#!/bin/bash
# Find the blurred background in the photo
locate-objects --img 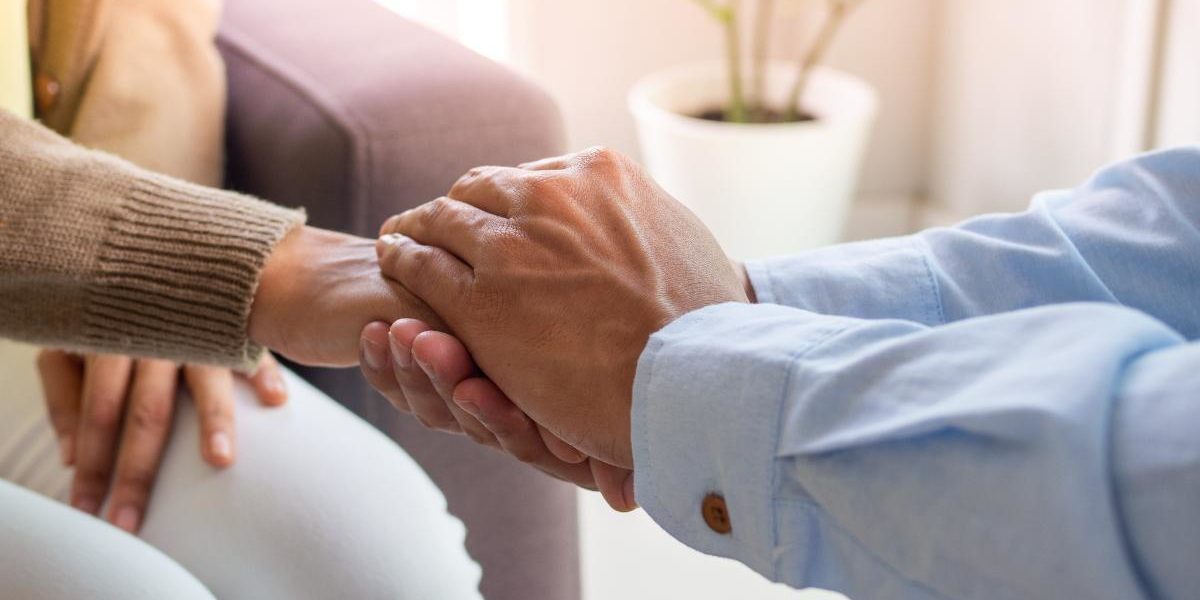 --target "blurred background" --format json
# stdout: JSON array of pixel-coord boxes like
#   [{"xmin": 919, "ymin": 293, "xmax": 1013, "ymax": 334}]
[
  {"xmin": 382, "ymin": 0, "xmax": 1197, "ymax": 234},
  {"xmin": 376, "ymin": 0, "xmax": 1200, "ymax": 597},
  {"xmin": 379, "ymin": 1, "xmax": 1198, "ymax": 598}
]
